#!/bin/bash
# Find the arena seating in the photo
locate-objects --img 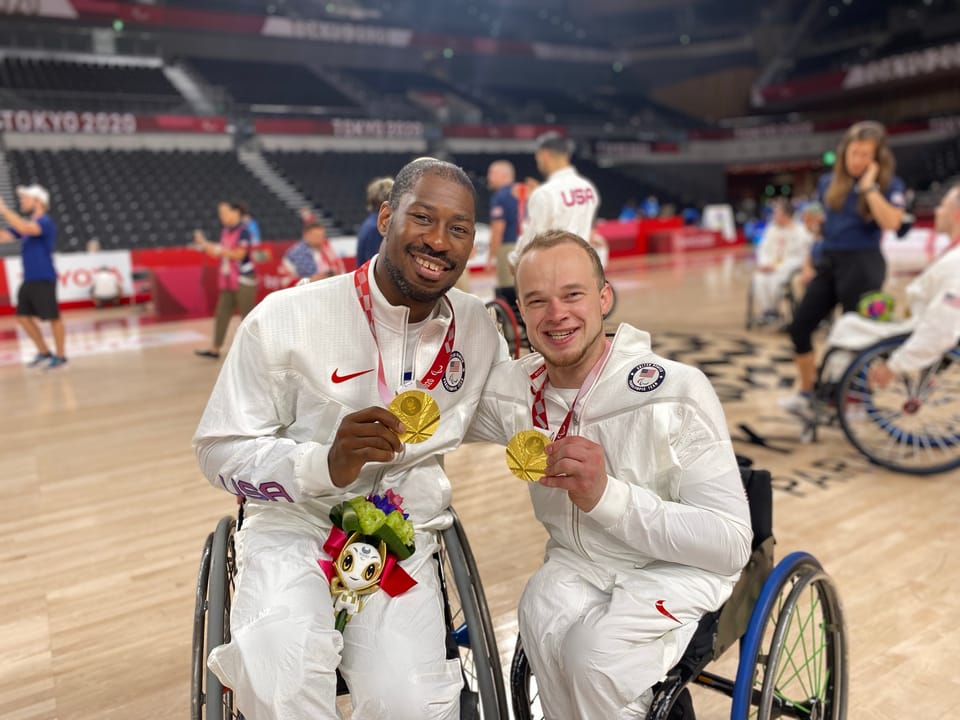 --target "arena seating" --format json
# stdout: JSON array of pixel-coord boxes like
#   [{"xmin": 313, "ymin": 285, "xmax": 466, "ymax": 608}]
[
  {"xmin": 186, "ymin": 57, "xmax": 361, "ymax": 111},
  {"xmin": 265, "ymin": 150, "xmax": 416, "ymax": 233},
  {"xmin": 0, "ymin": 57, "xmax": 187, "ymax": 113},
  {"xmin": 6, "ymin": 149, "xmax": 303, "ymax": 251}
]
